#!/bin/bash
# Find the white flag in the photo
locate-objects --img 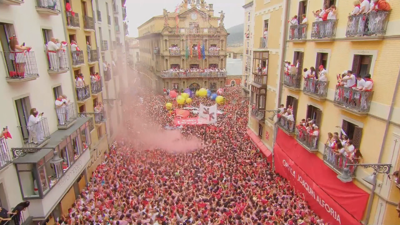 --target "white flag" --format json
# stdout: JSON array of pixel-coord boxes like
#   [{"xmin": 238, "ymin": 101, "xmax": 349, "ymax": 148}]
[{"xmin": 199, "ymin": 104, "xmax": 217, "ymax": 124}]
